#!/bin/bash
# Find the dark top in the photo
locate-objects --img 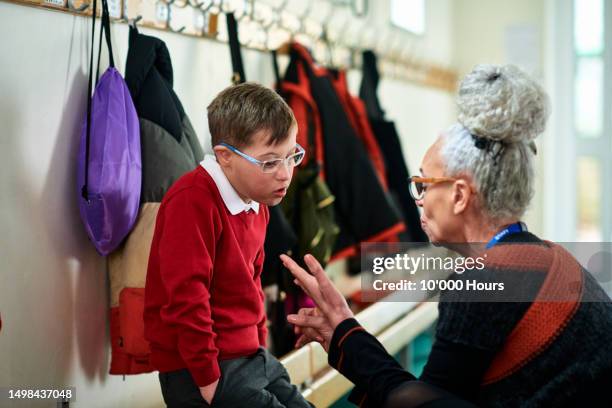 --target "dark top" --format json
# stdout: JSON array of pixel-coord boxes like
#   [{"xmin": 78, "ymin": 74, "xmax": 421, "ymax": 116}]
[
  {"xmin": 328, "ymin": 318, "xmax": 476, "ymax": 408},
  {"xmin": 328, "ymin": 232, "xmax": 612, "ymax": 407}
]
